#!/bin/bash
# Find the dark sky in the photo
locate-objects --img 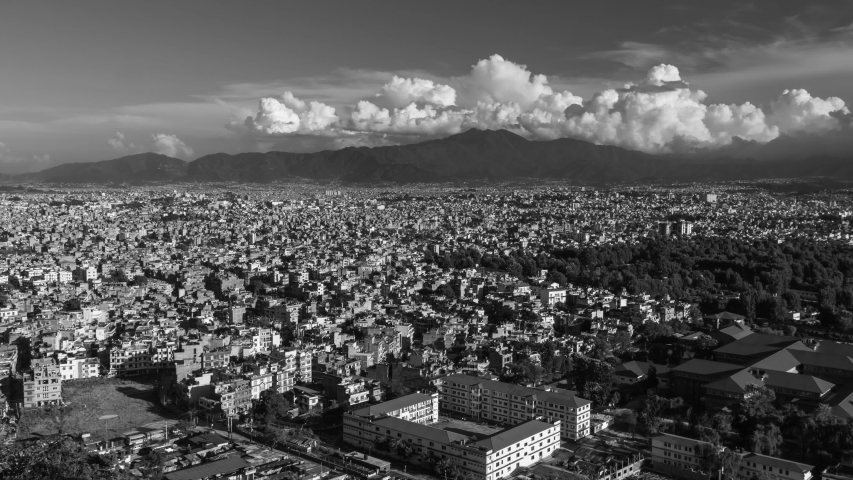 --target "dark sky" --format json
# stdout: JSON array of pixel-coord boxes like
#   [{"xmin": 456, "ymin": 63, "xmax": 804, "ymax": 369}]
[{"xmin": 1, "ymin": 1, "xmax": 852, "ymax": 171}]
